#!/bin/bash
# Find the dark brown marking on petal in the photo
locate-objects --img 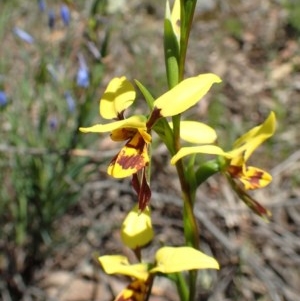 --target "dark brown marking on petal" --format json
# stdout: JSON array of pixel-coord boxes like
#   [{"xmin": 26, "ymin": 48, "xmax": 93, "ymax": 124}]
[
  {"xmin": 117, "ymin": 142, "xmax": 148, "ymax": 171},
  {"xmin": 227, "ymin": 165, "xmax": 243, "ymax": 178},
  {"xmin": 110, "ymin": 128, "xmax": 136, "ymax": 141},
  {"xmin": 249, "ymin": 170, "xmax": 264, "ymax": 188},
  {"xmin": 117, "ymin": 153, "xmax": 146, "ymax": 170}
]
